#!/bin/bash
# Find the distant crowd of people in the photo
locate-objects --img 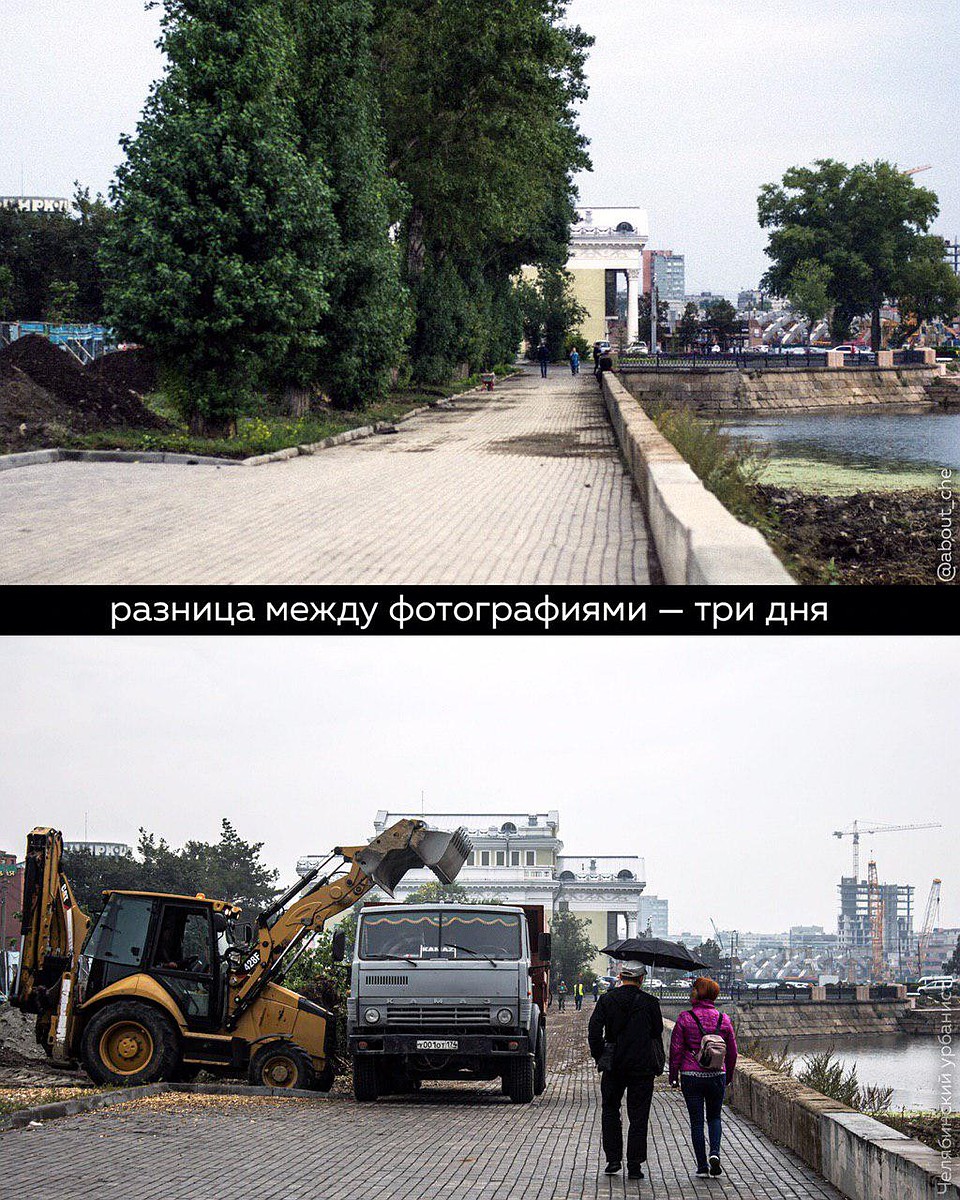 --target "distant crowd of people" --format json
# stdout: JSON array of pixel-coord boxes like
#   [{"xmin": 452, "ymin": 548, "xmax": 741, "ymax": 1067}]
[{"xmin": 533, "ymin": 340, "xmax": 614, "ymax": 383}]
